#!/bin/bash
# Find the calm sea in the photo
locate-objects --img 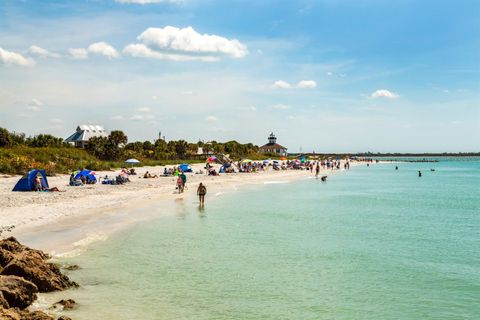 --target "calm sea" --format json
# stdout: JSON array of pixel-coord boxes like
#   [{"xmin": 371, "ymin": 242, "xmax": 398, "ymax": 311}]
[{"xmin": 52, "ymin": 159, "xmax": 480, "ymax": 319}]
